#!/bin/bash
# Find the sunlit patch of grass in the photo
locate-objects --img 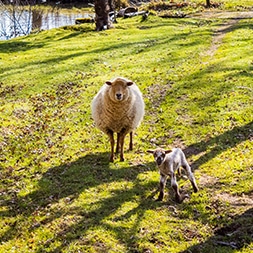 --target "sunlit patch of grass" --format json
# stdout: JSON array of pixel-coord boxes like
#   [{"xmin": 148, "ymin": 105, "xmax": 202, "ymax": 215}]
[{"xmin": 1, "ymin": 11, "xmax": 253, "ymax": 253}]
